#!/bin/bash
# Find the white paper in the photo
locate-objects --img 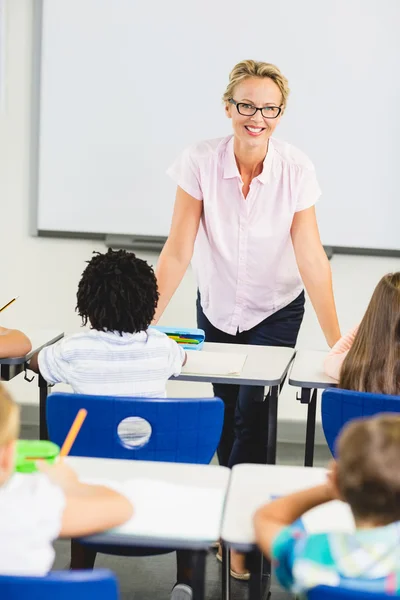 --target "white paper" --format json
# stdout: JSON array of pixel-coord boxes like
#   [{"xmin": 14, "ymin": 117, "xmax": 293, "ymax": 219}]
[
  {"xmin": 302, "ymin": 500, "xmax": 355, "ymax": 534},
  {"xmin": 82, "ymin": 477, "xmax": 224, "ymax": 541},
  {"xmin": 182, "ymin": 351, "xmax": 247, "ymax": 376}
]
